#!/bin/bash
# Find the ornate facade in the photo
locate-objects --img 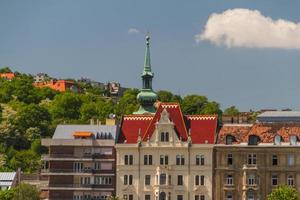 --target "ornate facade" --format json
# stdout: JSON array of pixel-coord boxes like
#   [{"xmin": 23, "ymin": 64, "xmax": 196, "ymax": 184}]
[{"xmin": 115, "ymin": 36, "xmax": 218, "ymax": 200}]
